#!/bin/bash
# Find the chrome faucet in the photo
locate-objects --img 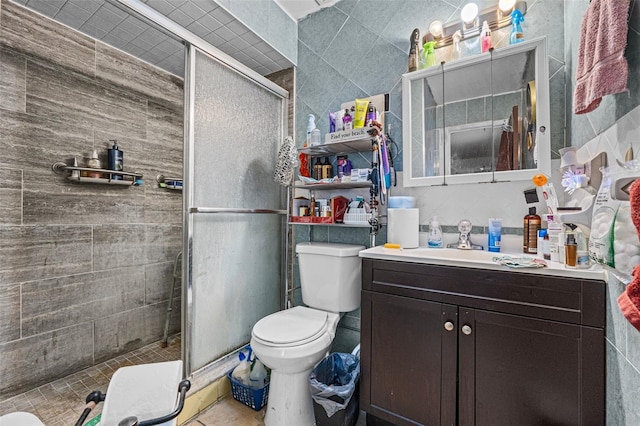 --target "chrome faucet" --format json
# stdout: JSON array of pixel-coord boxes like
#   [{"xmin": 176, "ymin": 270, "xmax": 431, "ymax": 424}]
[{"xmin": 447, "ymin": 219, "xmax": 484, "ymax": 250}]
